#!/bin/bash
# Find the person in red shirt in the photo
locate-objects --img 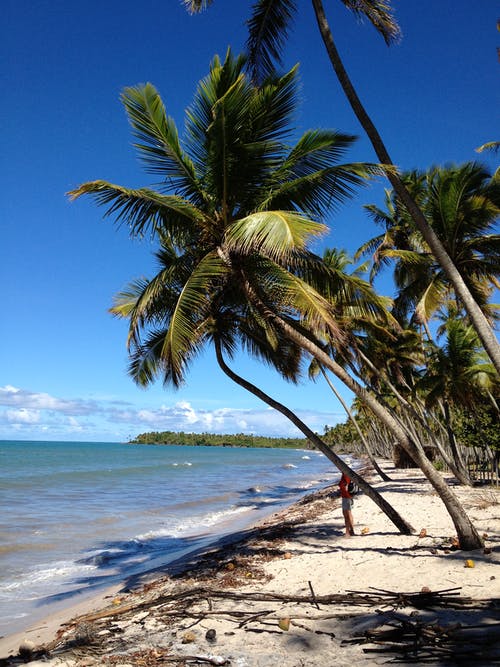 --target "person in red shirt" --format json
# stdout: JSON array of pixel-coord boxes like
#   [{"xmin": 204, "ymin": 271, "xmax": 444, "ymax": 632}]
[{"xmin": 339, "ymin": 472, "xmax": 355, "ymax": 536}]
